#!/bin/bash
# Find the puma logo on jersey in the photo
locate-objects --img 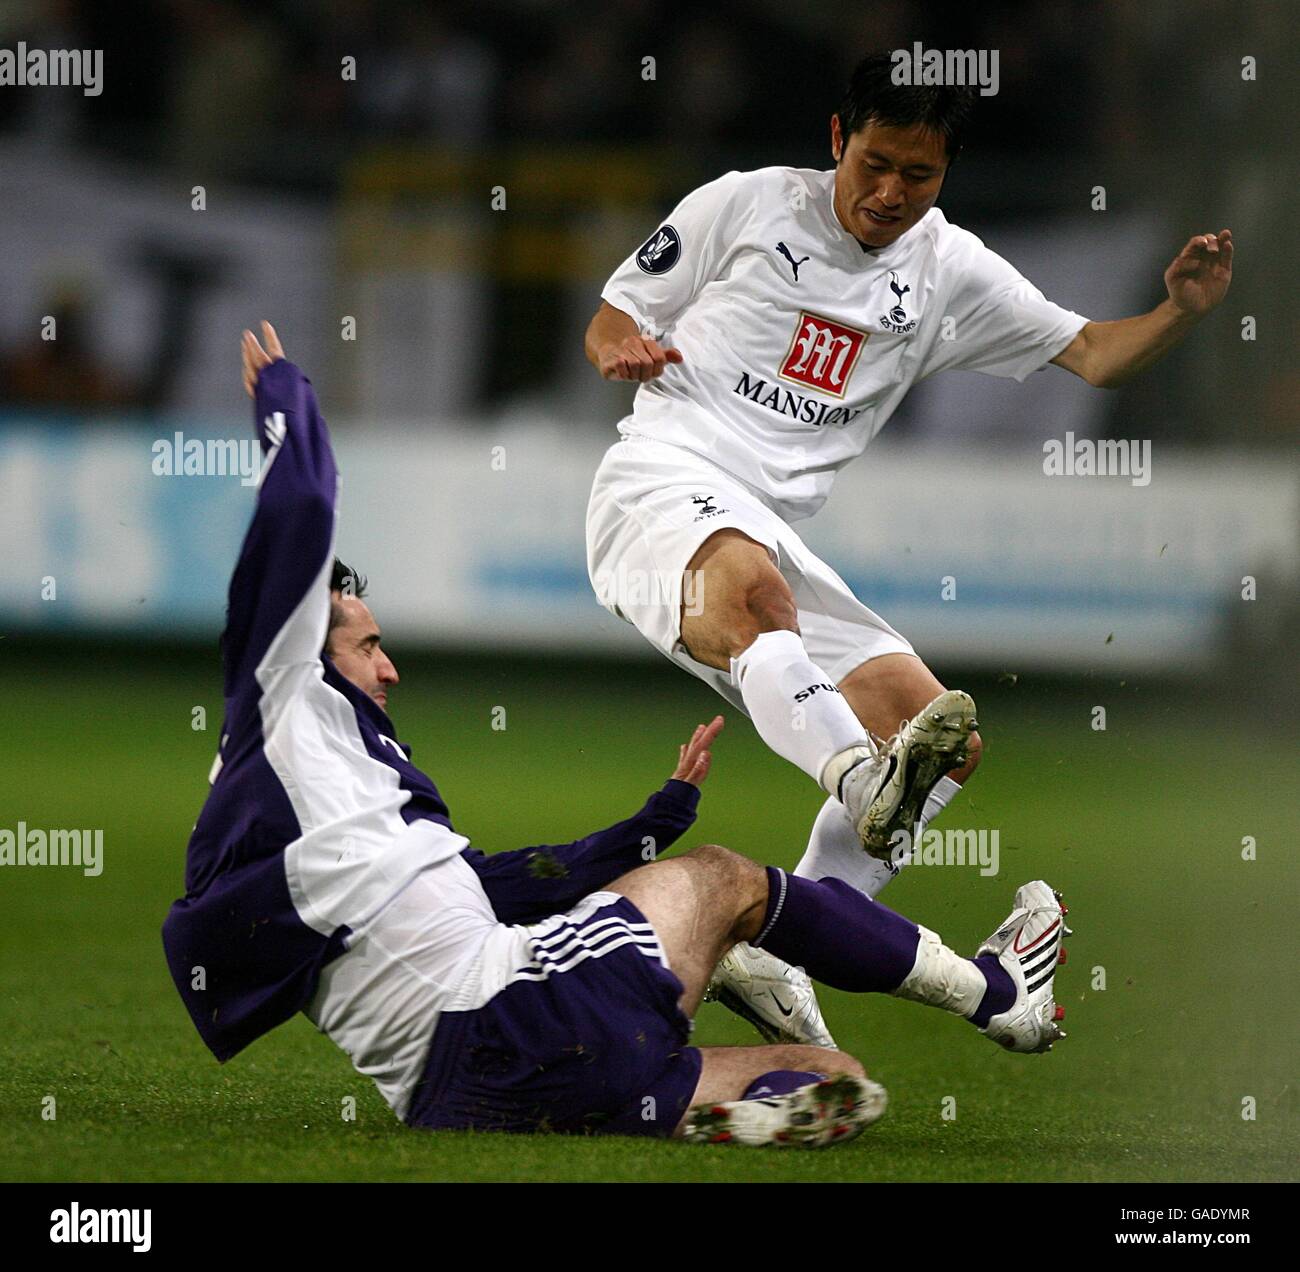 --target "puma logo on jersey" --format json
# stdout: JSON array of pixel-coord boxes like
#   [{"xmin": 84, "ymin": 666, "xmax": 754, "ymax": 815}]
[{"xmin": 776, "ymin": 241, "xmax": 810, "ymax": 281}]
